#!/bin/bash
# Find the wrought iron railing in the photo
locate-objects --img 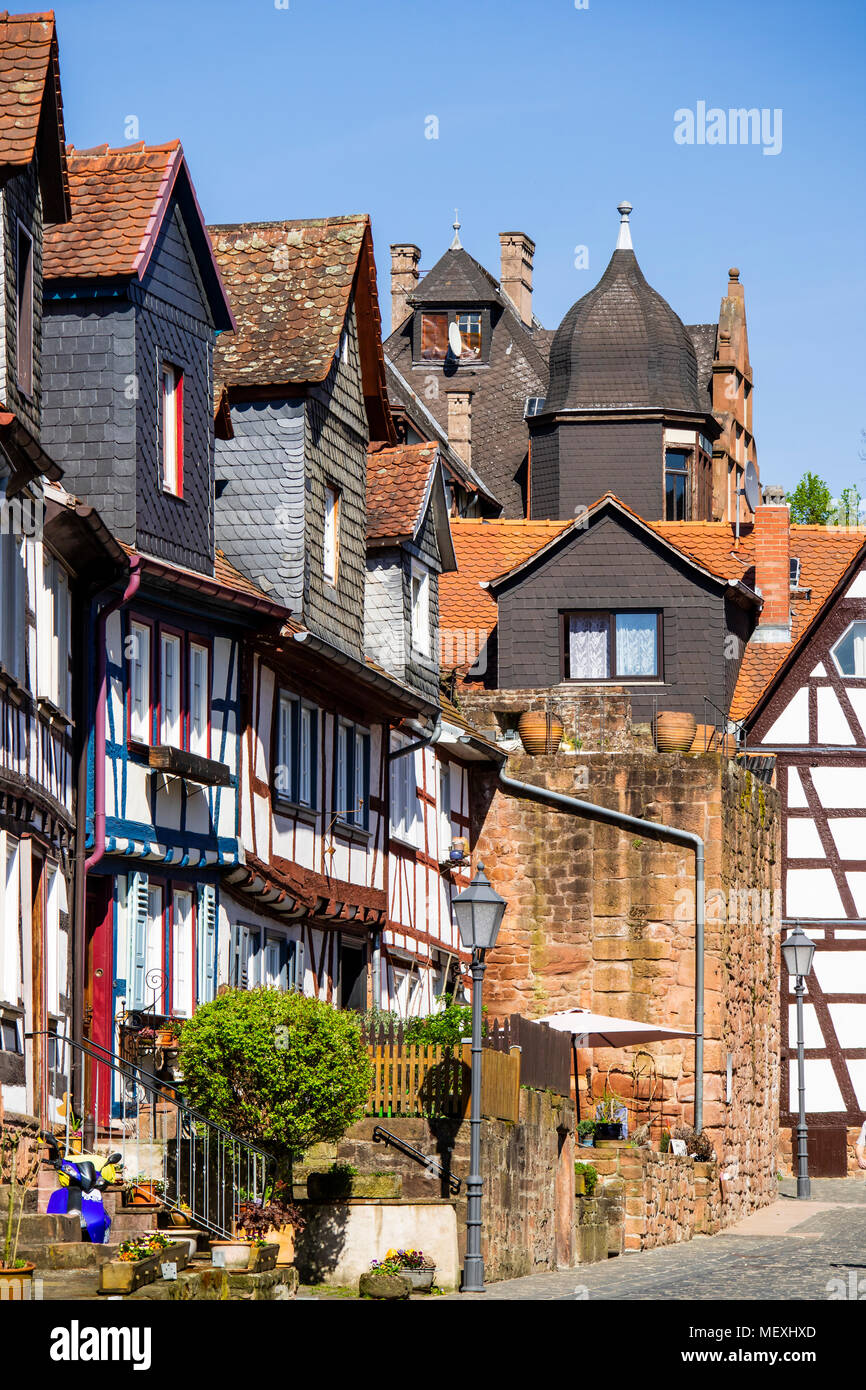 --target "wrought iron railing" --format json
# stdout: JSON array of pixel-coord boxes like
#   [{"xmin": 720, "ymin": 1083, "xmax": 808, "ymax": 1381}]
[
  {"xmin": 372, "ymin": 1125, "xmax": 461, "ymax": 1194},
  {"xmin": 29, "ymin": 1032, "xmax": 273, "ymax": 1239}
]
